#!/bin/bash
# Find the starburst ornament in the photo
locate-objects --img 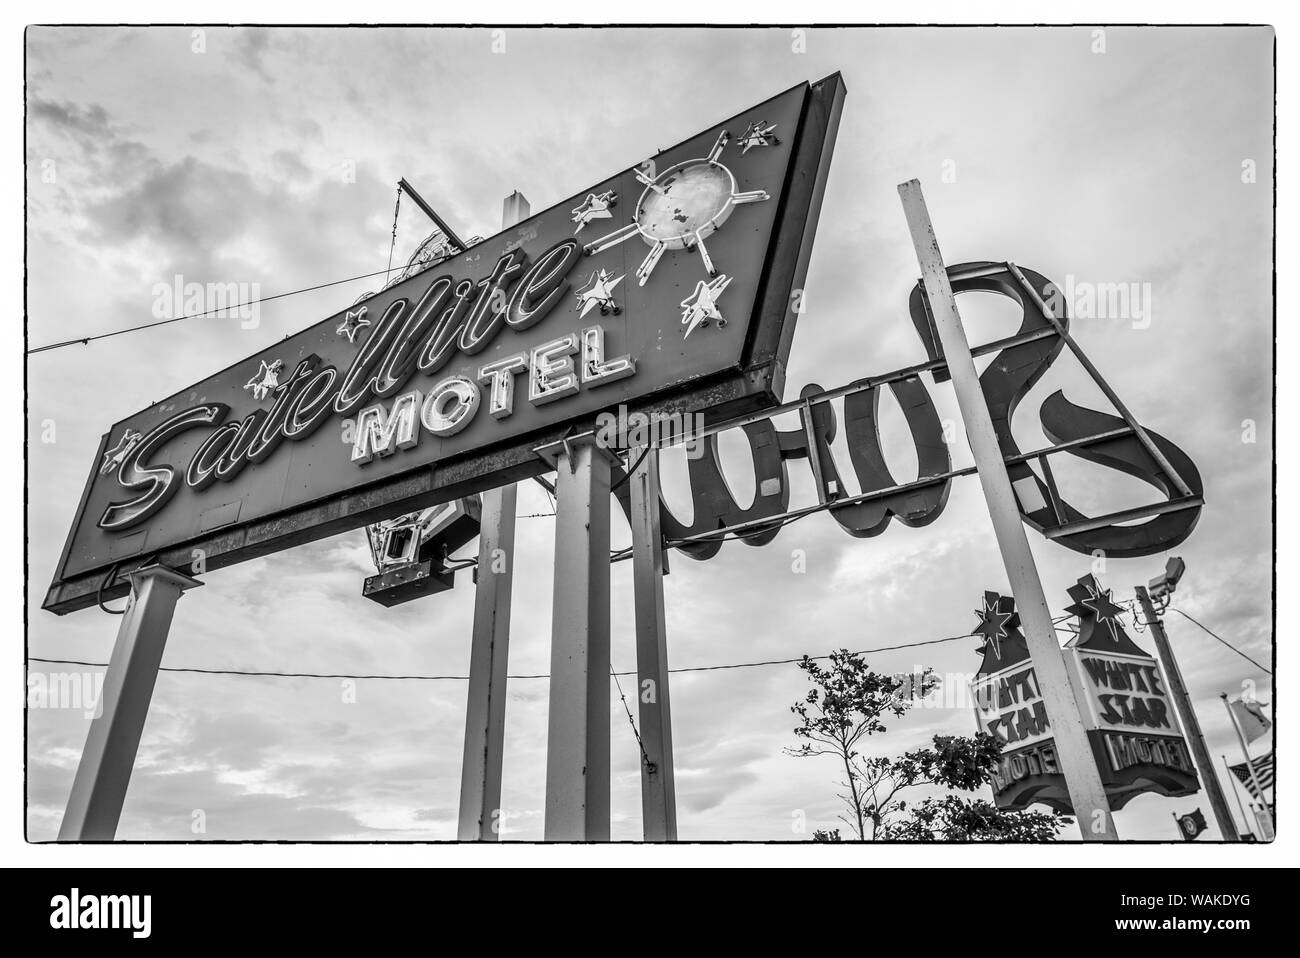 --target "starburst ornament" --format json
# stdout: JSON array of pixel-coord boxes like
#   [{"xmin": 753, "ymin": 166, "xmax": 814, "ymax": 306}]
[
  {"xmin": 571, "ymin": 190, "xmax": 618, "ymax": 233},
  {"xmin": 970, "ymin": 592, "xmax": 1032, "ymax": 676},
  {"xmin": 738, "ymin": 120, "xmax": 779, "ymax": 154},
  {"xmin": 1081, "ymin": 582, "xmax": 1126, "ymax": 643},
  {"xmin": 973, "ymin": 593, "xmax": 1015, "ymax": 660},
  {"xmin": 99, "ymin": 429, "xmax": 143, "ymax": 476},
  {"xmin": 583, "ymin": 130, "xmax": 770, "ymax": 285},
  {"xmin": 336, "ymin": 307, "xmax": 371, "ymax": 343},
  {"xmin": 244, "ymin": 359, "xmax": 284, "ymax": 402},
  {"xmin": 575, "ymin": 268, "xmax": 624, "ymax": 318},
  {"xmin": 679, "ymin": 274, "xmax": 732, "ymax": 339},
  {"xmin": 1063, "ymin": 573, "xmax": 1143, "ymax": 652}
]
